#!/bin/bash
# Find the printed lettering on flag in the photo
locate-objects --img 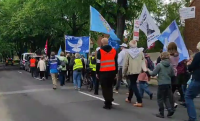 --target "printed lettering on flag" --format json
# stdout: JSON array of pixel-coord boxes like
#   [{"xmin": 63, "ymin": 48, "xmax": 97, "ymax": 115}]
[{"xmin": 139, "ymin": 4, "xmax": 160, "ymax": 48}]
